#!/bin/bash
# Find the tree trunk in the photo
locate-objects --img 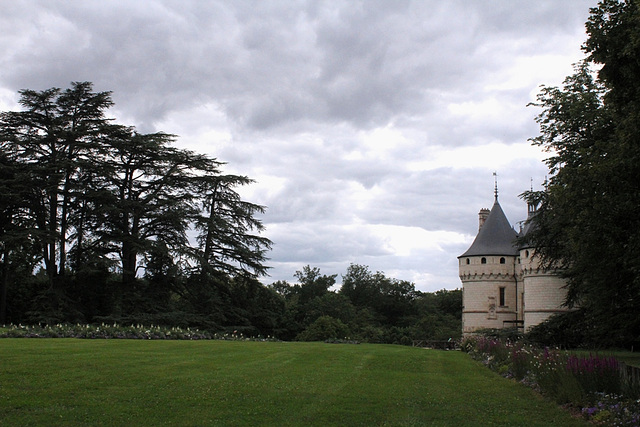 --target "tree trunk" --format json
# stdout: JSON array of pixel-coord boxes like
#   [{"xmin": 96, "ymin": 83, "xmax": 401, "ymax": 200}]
[
  {"xmin": 0, "ymin": 248, "xmax": 8, "ymax": 324},
  {"xmin": 121, "ymin": 213, "xmax": 140, "ymax": 286}
]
